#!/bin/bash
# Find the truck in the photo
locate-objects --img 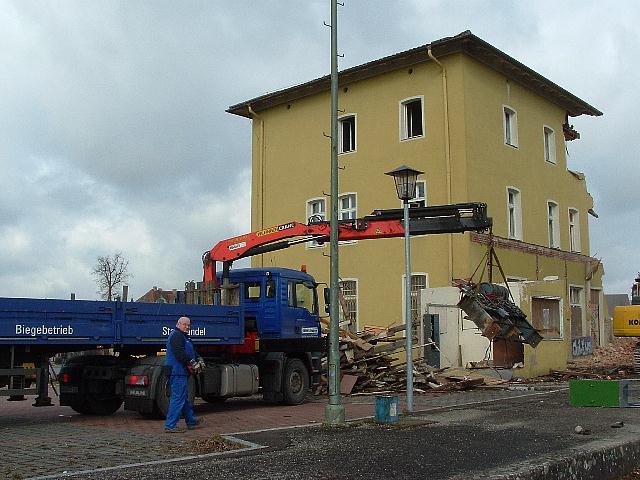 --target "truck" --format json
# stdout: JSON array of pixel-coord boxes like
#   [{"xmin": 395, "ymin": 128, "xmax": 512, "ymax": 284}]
[
  {"xmin": 612, "ymin": 274, "xmax": 640, "ymax": 371},
  {"xmin": 0, "ymin": 202, "xmax": 492, "ymax": 417}
]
